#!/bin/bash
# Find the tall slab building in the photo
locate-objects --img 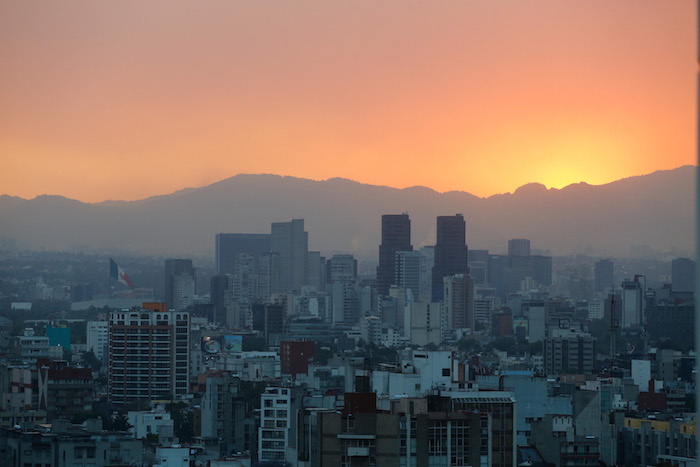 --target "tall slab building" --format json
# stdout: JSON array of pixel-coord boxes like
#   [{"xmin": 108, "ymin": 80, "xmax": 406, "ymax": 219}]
[
  {"xmin": 164, "ymin": 259, "xmax": 195, "ymax": 311},
  {"xmin": 271, "ymin": 219, "xmax": 308, "ymax": 292},
  {"xmin": 432, "ymin": 214, "xmax": 468, "ymax": 302},
  {"xmin": 108, "ymin": 303, "xmax": 190, "ymax": 405},
  {"xmin": 377, "ymin": 213, "xmax": 412, "ymax": 295}
]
